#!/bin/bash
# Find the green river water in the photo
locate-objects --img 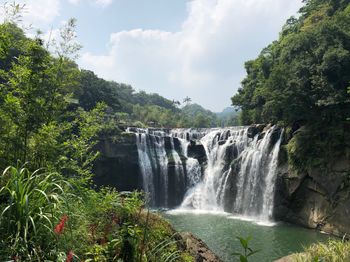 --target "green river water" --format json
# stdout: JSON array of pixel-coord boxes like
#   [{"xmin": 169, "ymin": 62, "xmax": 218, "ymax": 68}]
[{"xmin": 162, "ymin": 210, "xmax": 331, "ymax": 262}]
